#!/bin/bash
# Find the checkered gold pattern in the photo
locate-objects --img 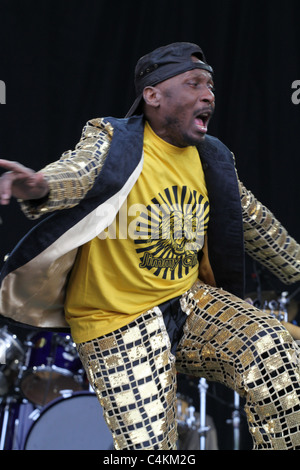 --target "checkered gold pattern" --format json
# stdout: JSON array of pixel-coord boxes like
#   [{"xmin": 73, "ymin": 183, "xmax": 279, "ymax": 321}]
[
  {"xmin": 77, "ymin": 281, "xmax": 300, "ymax": 450},
  {"xmin": 21, "ymin": 118, "xmax": 112, "ymax": 219},
  {"xmin": 239, "ymin": 181, "xmax": 300, "ymax": 284},
  {"xmin": 177, "ymin": 280, "xmax": 300, "ymax": 449},
  {"xmin": 77, "ymin": 308, "xmax": 178, "ymax": 450}
]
